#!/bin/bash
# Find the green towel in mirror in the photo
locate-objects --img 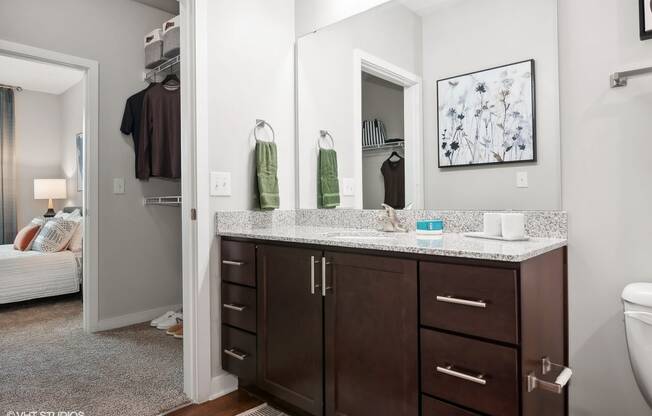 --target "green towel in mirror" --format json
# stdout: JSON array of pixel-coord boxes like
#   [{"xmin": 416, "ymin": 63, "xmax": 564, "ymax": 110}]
[
  {"xmin": 319, "ymin": 148, "xmax": 340, "ymax": 208},
  {"xmin": 256, "ymin": 141, "xmax": 279, "ymax": 210}
]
